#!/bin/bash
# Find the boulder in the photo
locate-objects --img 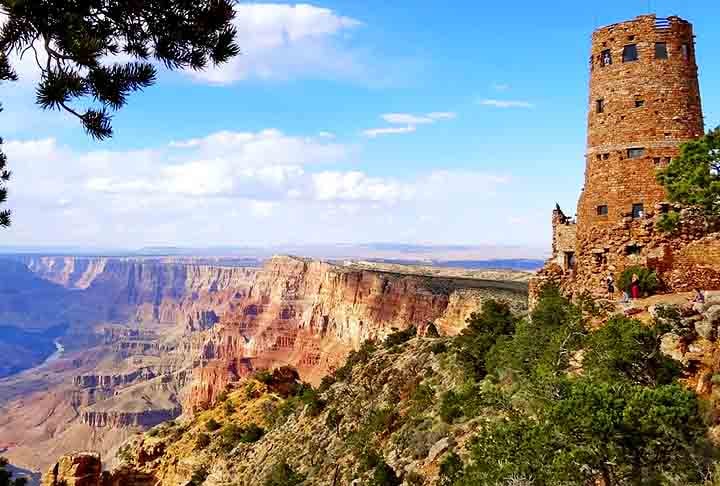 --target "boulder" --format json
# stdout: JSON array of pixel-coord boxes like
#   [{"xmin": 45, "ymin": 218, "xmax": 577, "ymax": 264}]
[
  {"xmin": 660, "ymin": 333, "xmax": 686, "ymax": 364},
  {"xmin": 695, "ymin": 319, "xmax": 715, "ymax": 341},
  {"xmin": 42, "ymin": 453, "xmax": 102, "ymax": 486},
  {"xmin": 427, "ymin": 437, "xmax": 450, "ymax": 464},
  {"xmin": 705, "ymin": 305, "xmax": 720, "ymax": 326}
]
